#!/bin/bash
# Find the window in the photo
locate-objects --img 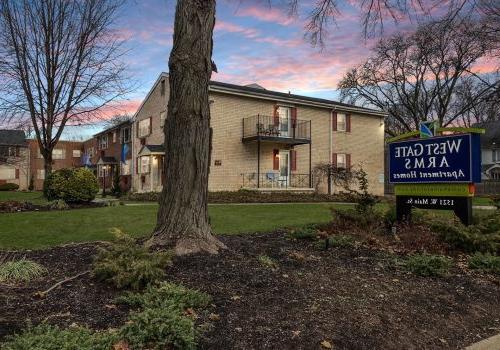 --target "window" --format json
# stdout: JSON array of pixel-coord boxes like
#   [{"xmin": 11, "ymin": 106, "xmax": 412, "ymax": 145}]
[
  {"xmin": 0, "ymin": 166, "xmax": 16, "ymax": 180},
  {"xmin": 140, "ymin": 156, "xmax": 150, "ymax": 174},
  {"xmin": 138, "ymin": 118, "xmax": 151, "ymax": 138},
  {"xmin": 161, "ymin": 79, "xmax": 165, "ymax": 96},
  {"xmin": 337, "ymin": 113, "xmax": 346, "ymax": 131},
  {"xmin": 121, "ymin": 127, "xmax": 131, "ymax": 143},
  {"xmin": 99, "ymin": 135, "xmax": 108, "ymax": 150},
  {"xmin": 336, "ymin": 153, "xmax": 346, "ymax": 168},
  {"xmin": 113, "ymin": 131, "xmax": 117, "ymax": 143},
  {"xmin": 493, "ymin": 149, "xmax": 499, "ymax": 162},
  {"xmin": 98, "ymin": 165, "xmax": 110, "ymax": 178},
  {"xmin": 0, "ymin": 146, "xmax": 15, "ymax": 157},
  {"xmin": 121, "ymin": 160, "xmax": 131, "ymax": 175},
  {"xmin": 86, "ymin": 147, "xmax": 94, "ymax": 156},
  {"xmin": 160, "ymin": 111, "xmax": 166, "ymax": 128},
  {"xmin": 73, "ymin": 149, "xmax": 81, "ymax": 158},
  {"xmin": 52, "ymin": 149, "xmax": 65, "ymax": 160},
  {"xmin": 37, "ymin": 169, "xmax": 45, "ymax": 180}
]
